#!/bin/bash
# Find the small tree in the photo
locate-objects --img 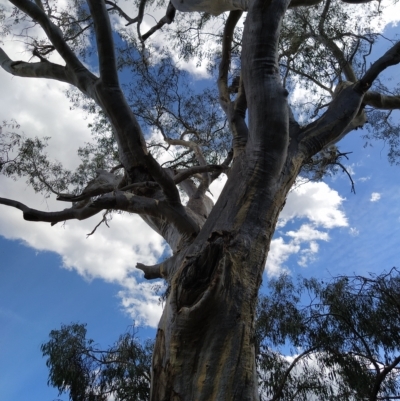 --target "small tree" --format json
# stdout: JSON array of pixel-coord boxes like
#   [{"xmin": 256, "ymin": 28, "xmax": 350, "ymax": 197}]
[
  {"xmin": 257, "ymin": 268, "xmax": 400, "ymax": 400},
  {"xmin": 41, "ymin": 323, "xmax": 152, "ymax": 401},
  {"xmin": 1, "ymin": 0, "xmax": 400, "ymax": 399}
]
